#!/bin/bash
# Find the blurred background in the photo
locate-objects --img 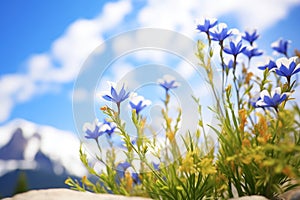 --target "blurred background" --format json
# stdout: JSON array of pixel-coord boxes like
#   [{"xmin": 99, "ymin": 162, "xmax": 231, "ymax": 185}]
[{"xmin": 1, "ymin": 0, "xmax": 300, "ymax": 198}]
